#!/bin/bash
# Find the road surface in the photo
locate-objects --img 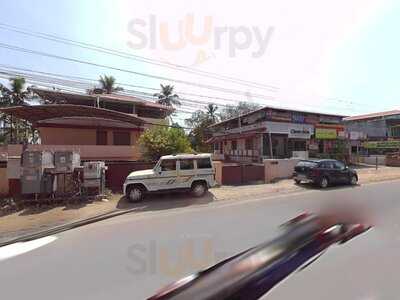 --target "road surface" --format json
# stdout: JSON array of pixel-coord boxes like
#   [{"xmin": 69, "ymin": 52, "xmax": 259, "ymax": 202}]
[{"xmin": 1, "ymin": 180, "xmax": 400, "ymax": 299}]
